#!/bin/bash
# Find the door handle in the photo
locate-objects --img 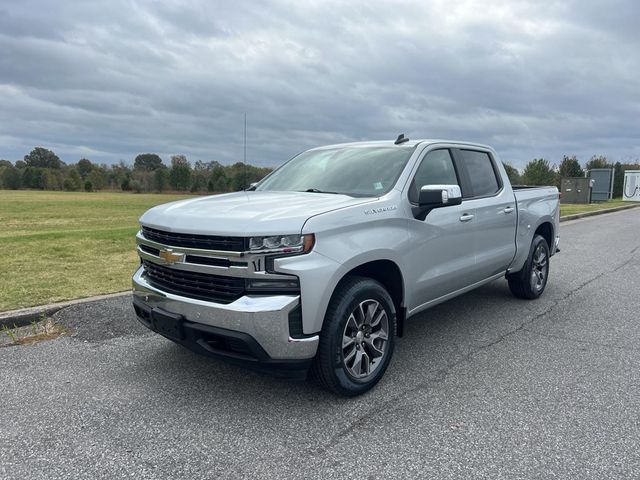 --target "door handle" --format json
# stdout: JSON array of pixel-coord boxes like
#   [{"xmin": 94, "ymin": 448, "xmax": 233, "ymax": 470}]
[
  {"xmin": 459, "ymin": 213, "xmax": 474, "ymax": 222},
  {"xmin": 504, "ymin": 206, "xmax": 515, "ymax": 214}
]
